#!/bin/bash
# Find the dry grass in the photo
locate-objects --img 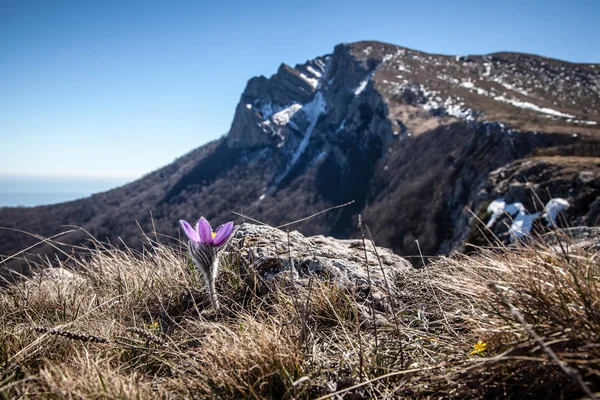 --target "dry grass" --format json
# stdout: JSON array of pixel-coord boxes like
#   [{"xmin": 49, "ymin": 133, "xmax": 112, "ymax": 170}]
[{"xmin": 0, "ymin": 230, "xmax": 599, "ymax": 399}]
